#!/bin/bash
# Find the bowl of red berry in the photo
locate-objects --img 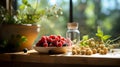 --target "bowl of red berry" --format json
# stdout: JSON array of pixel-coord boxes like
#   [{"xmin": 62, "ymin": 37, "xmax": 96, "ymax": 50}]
[{"xmin": 33, "ymin": 35, "xmax": 72, "ymax": 54}]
